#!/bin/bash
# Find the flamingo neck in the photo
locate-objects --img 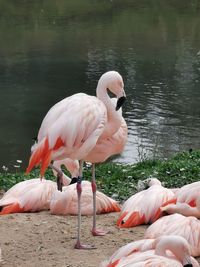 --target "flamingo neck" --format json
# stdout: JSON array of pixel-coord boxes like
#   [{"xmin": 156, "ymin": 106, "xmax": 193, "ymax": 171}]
[
  {"xmin": 155, "ymin": 237, "xmax": 189, "ymax": 264},
  {"xmin": 62, "ymin": 173, "xmax": 72, "ymax": 186},
  {"xmin": 96, "ymin": 81, "xmax": 121, "ymax": 138}
]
